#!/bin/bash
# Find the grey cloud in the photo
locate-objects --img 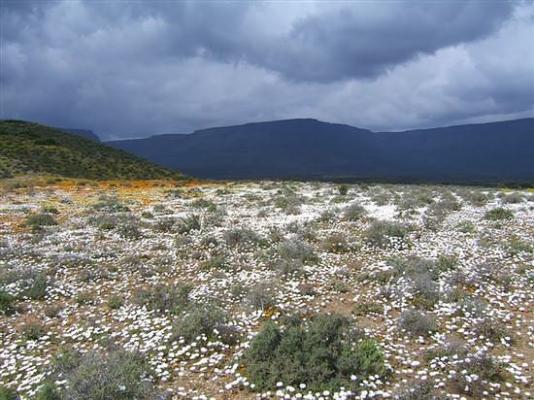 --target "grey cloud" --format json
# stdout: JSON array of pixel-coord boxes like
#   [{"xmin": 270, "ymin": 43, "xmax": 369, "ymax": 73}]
[{"xmin": 0, "ymin": 1, "xmax": 532, "ymax": 138}]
